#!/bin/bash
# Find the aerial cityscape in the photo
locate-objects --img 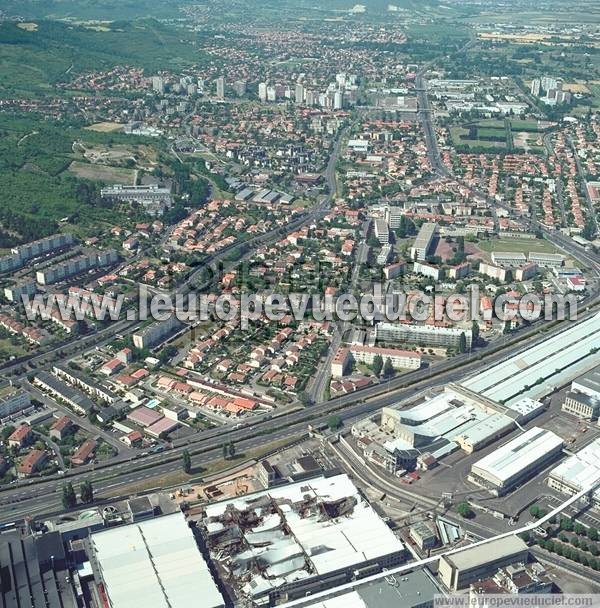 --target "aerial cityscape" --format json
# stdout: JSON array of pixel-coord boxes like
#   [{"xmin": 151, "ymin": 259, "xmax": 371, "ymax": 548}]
[{"xmin": 0, "ymin": 0, "xmax": 599, "ymax": 606}]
